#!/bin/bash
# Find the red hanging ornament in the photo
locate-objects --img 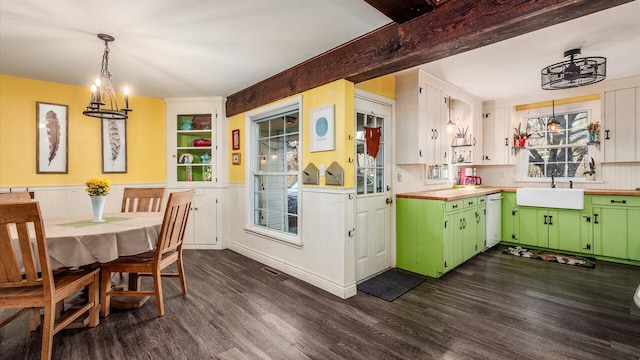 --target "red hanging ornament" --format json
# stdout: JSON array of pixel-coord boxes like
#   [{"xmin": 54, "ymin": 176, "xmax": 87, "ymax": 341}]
[{"xmin": 364, "ymin": 126, "xmax": 382, "ymax": 158}]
